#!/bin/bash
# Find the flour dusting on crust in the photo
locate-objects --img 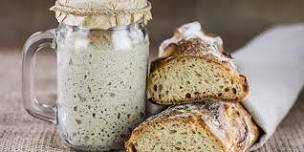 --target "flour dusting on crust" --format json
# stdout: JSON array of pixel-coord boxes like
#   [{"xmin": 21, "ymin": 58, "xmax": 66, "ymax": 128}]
[{"xmin": 158, "ymin": 22, "xmax": 236, "ymax": 70}]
